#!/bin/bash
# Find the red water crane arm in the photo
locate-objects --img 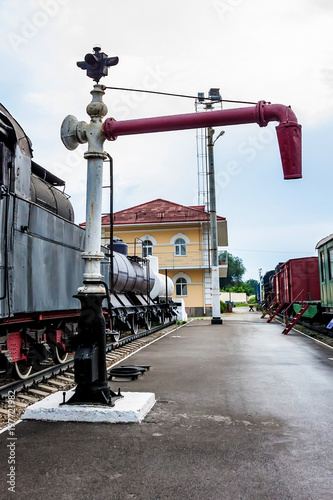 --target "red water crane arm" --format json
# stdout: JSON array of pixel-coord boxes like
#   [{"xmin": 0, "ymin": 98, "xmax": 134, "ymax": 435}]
[{"xmin": 103, "ymin": 100, "xmax": 302, "ymax": 179}]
